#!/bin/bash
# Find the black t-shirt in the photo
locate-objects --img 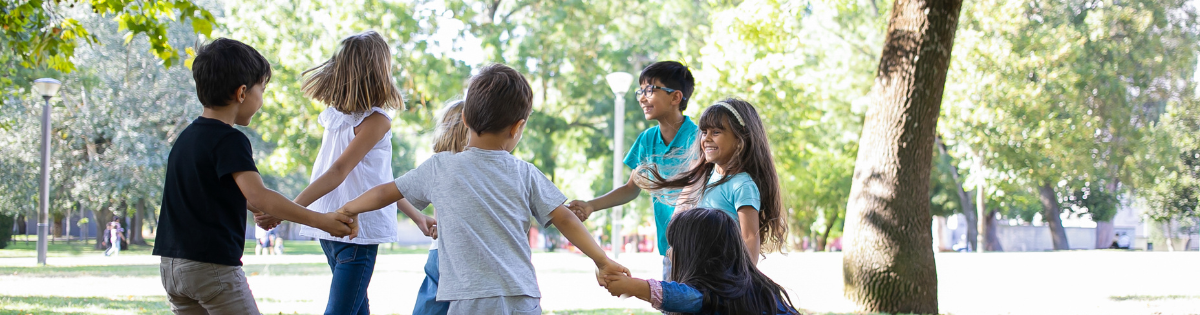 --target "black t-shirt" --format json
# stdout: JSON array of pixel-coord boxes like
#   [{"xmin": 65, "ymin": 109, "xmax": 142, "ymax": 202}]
[{"xmin": 153, "ymin": 117, "xmax": 258, "ymax": 266}]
